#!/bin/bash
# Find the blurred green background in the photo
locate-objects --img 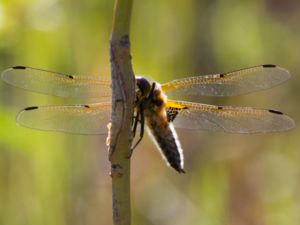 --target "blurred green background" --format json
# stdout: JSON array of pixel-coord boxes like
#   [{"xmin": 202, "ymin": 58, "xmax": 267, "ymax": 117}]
[{"xmin": 0, "ymin": 0, "xmax": 299, "ymax": 225}]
